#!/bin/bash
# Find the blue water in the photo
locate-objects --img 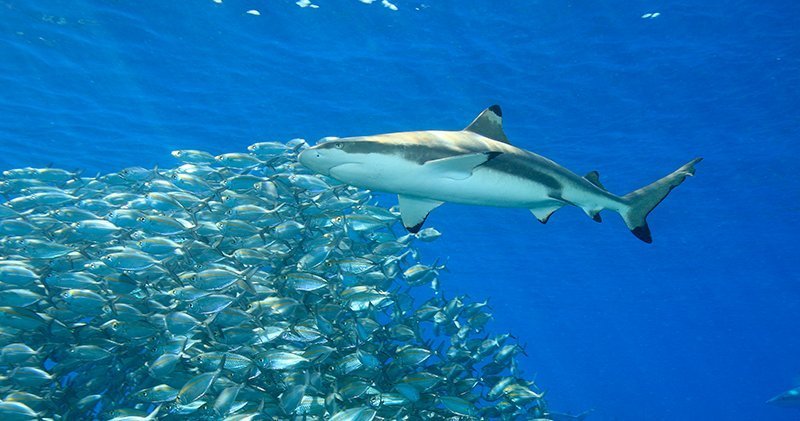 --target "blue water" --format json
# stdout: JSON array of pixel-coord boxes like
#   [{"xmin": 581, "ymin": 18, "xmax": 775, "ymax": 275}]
[{"xmin": 2, "ymin": 1, "xmax": 798, "ymax": 419}]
